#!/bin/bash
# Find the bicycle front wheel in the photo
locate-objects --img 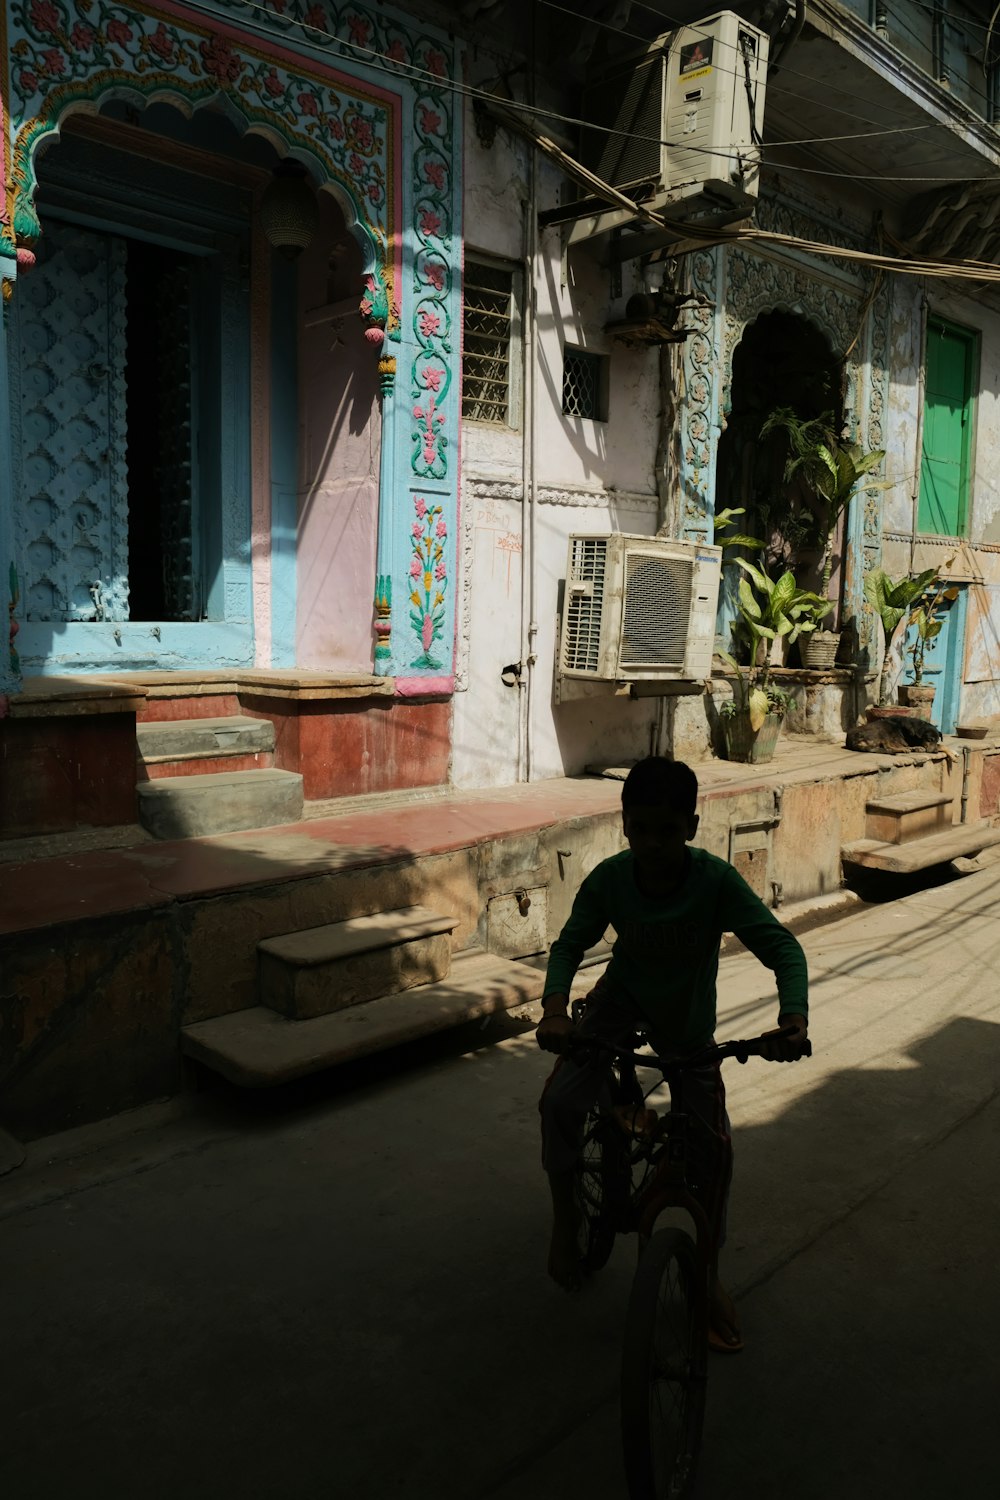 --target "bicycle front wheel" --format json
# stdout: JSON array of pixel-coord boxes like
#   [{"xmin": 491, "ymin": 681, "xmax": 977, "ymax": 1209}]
[
  {"xmin": 573, "ymin": 1114, "xmax": 627, "ymax": 1273},
  {"xmin": 620, "ymin": 1228, "xmax": 708, "ymax": 1500}
]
